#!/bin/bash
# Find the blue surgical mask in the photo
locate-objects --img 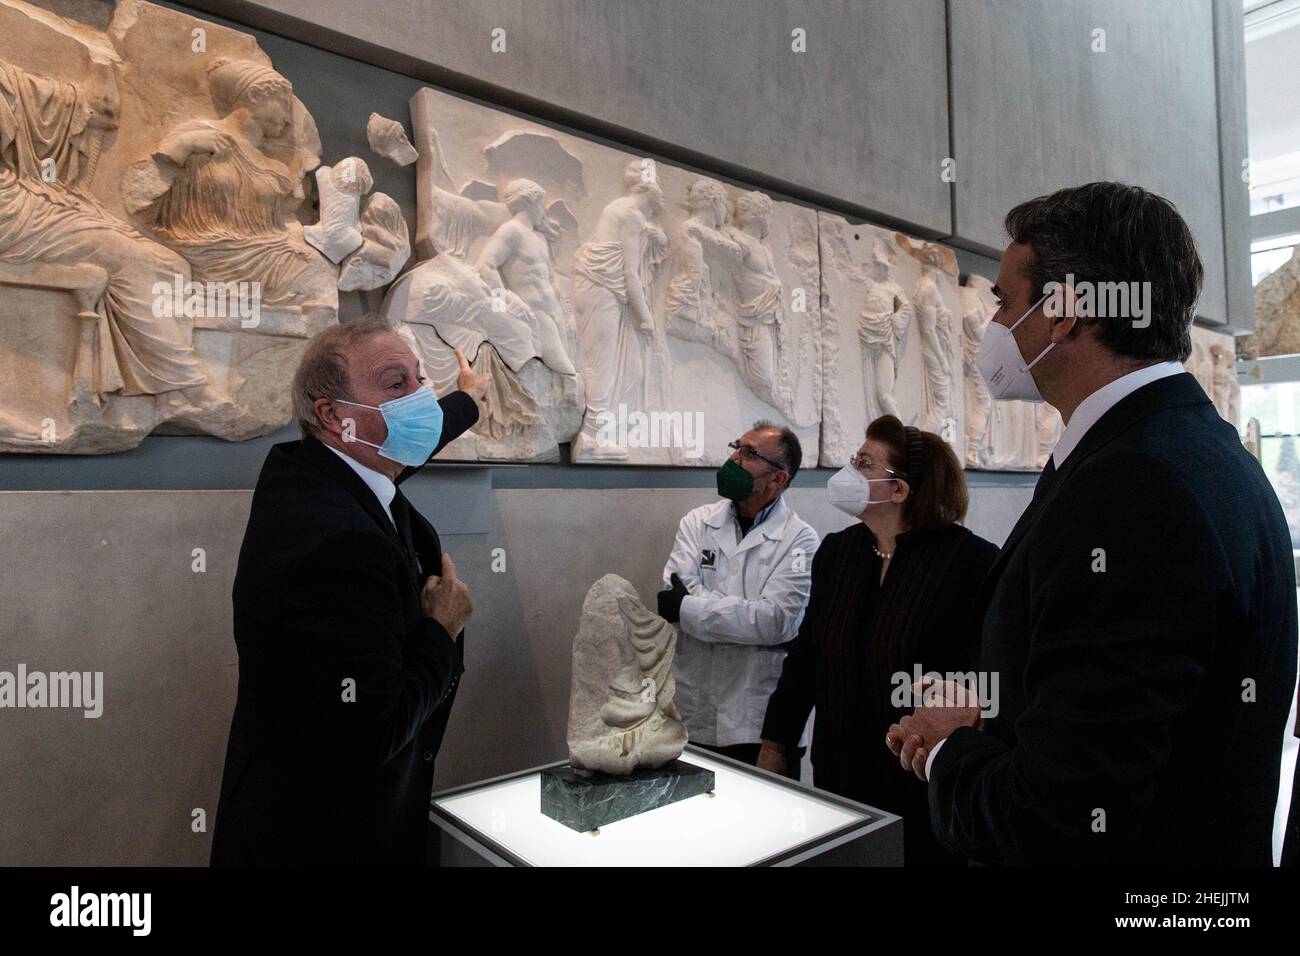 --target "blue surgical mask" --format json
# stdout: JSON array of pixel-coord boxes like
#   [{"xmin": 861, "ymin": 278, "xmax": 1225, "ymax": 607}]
[{"xmin": 333, "ymin": 387, "xmax": 445, "ymax": 466}]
